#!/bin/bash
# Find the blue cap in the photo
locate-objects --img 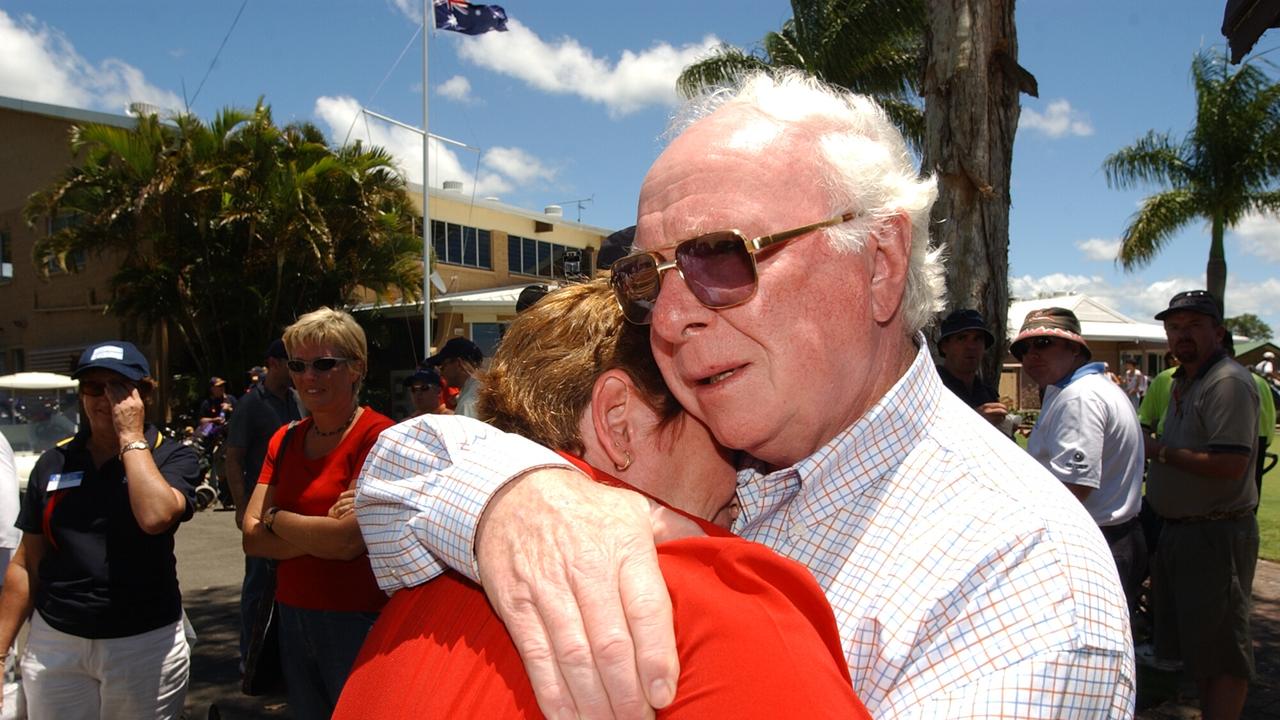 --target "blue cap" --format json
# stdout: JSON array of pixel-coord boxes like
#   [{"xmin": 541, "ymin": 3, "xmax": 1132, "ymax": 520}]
[
  {"xmin": 403, "ymin": 367, "xmax": 443, "ymax": 388},
  {"xmin": 73, "ymin": 341, "xmax": 150, "ymax": 381}
]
